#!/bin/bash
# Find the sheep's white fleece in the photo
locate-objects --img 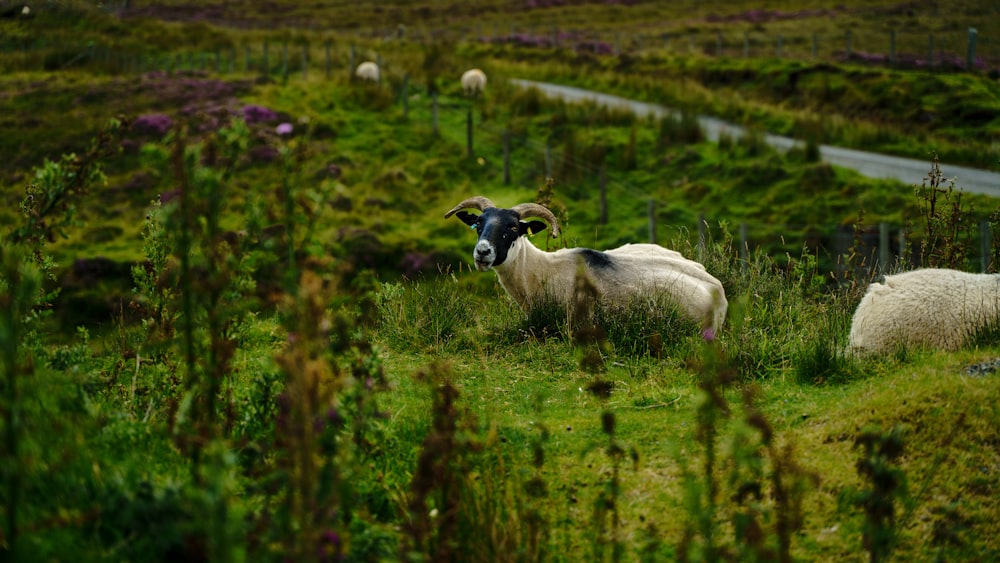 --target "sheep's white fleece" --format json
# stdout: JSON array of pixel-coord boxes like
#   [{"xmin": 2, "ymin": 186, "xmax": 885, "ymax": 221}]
[
  {"xmin": 355, "ymin": 61, "xmax": 380, "ymax": 82},
  {"xmin": 461, "ymin": 68, "xmax": 487, "ymax": 95},
  {"xmin": 848, "ymin": 268, "xmax": 1000, "ymax": 355},
  {"xmin": 494, "ymin": 240, "xmax": 727, "ymax": 331}
]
